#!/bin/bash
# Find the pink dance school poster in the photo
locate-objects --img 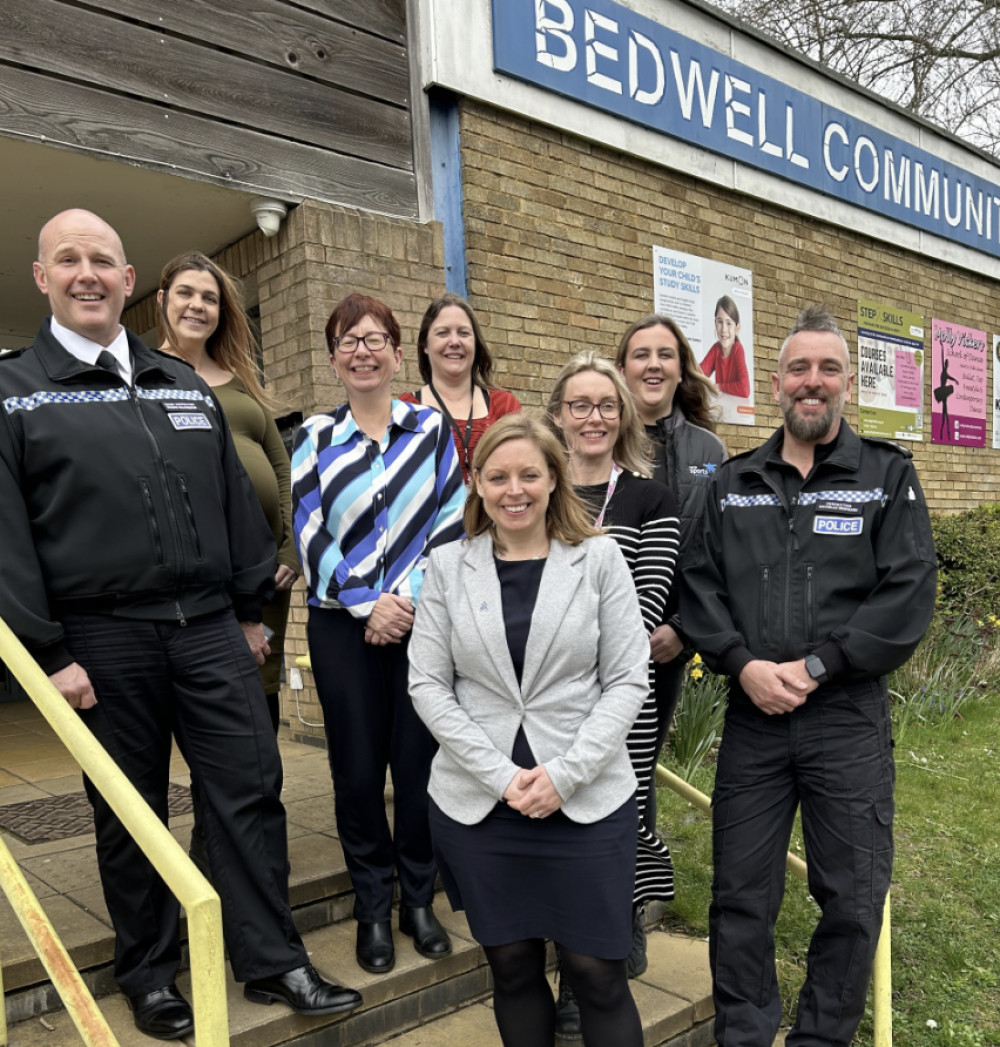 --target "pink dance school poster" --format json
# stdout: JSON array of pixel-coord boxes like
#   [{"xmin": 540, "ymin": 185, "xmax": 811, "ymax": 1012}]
[{"xmin": 931, "ymin": 319, "xmax": 987, "ymax": 447}]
